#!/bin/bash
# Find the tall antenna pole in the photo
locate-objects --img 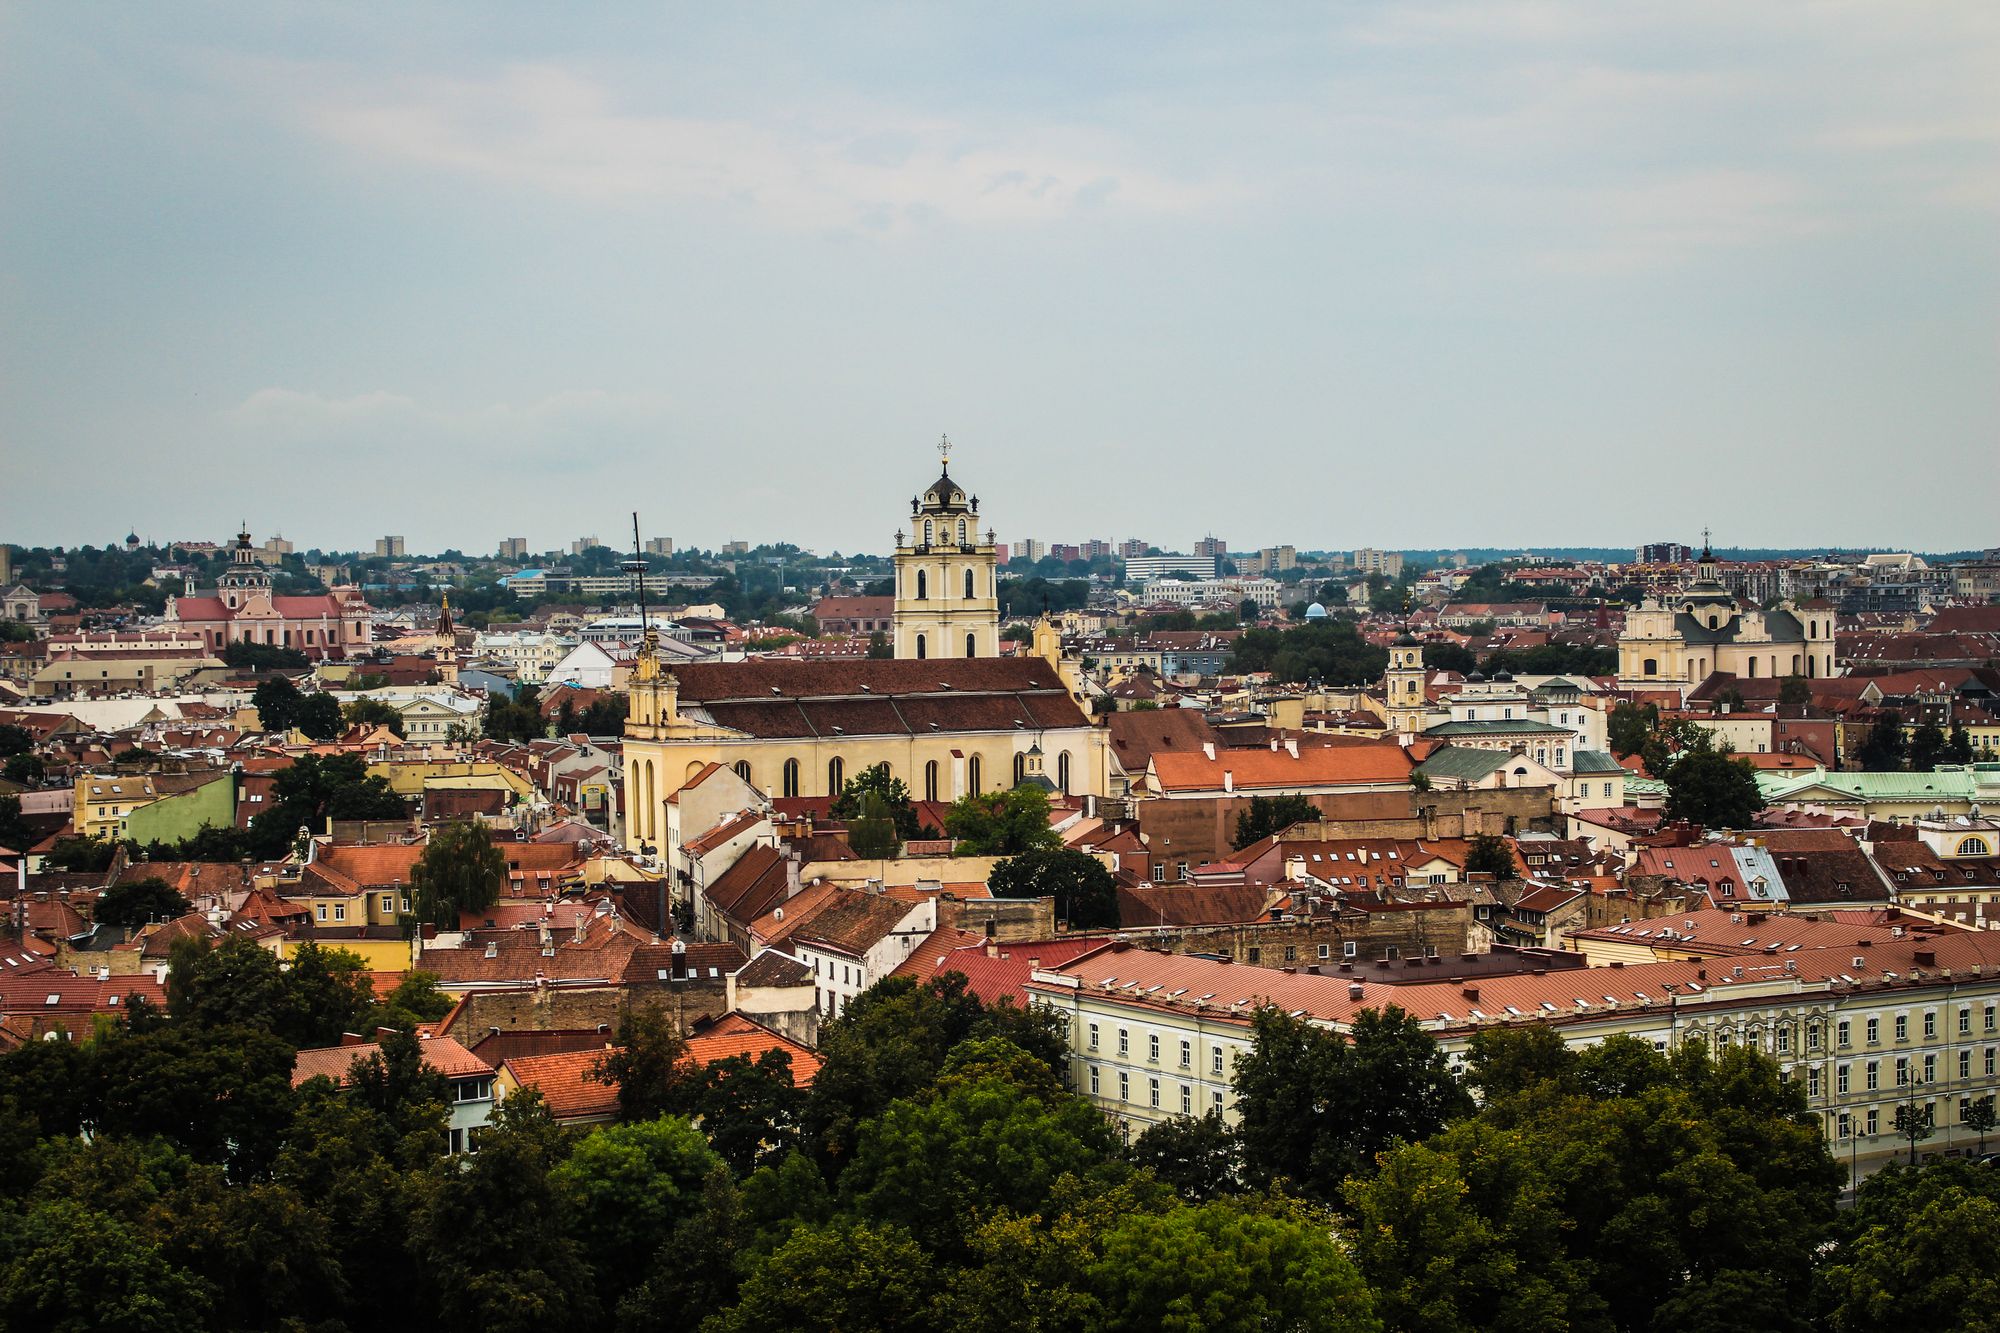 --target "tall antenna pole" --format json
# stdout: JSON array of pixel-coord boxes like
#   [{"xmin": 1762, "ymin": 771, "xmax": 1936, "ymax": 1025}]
[{"xmin": 623, "ymin": 512, "xmax": 649, "ymax": 639}]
